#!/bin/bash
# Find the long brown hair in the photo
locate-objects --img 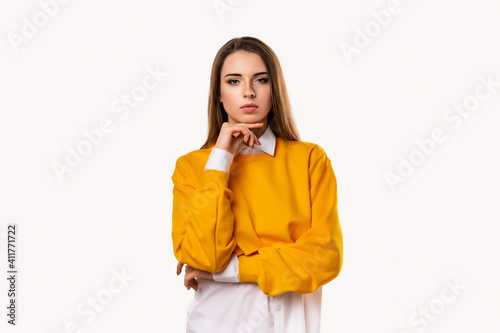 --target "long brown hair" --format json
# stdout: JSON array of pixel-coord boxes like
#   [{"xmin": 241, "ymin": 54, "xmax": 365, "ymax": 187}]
[{"xmin": 200, "ymin": 36, "xmax": 301, "ymax": 149}]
